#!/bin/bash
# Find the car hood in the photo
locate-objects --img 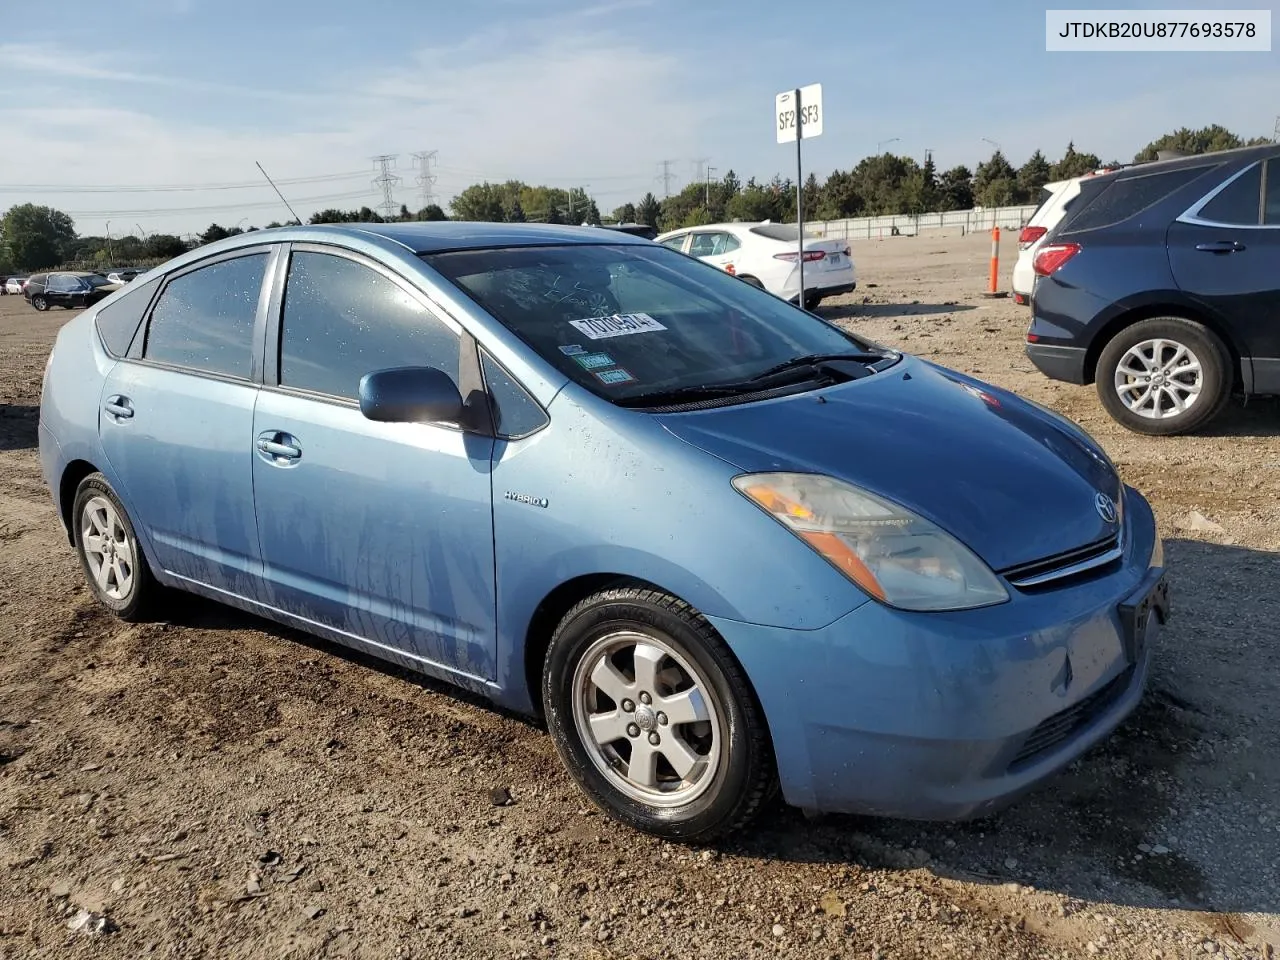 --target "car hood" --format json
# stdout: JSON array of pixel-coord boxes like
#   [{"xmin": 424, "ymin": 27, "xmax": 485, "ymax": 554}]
[{"xmin": 656, "ymin": 357, "xmax": 1121, "ymax": 573}]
